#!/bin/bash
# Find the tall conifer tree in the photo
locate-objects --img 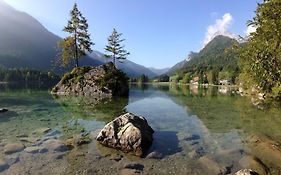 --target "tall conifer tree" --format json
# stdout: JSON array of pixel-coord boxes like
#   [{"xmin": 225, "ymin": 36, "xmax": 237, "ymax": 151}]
[
  {"xmin": 59, "ymin": 3, "xmax": 93, "ymax": 67},
  {"xmin": 104, "ymin": 28, "xmax": 130, "ymax": 67}
]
